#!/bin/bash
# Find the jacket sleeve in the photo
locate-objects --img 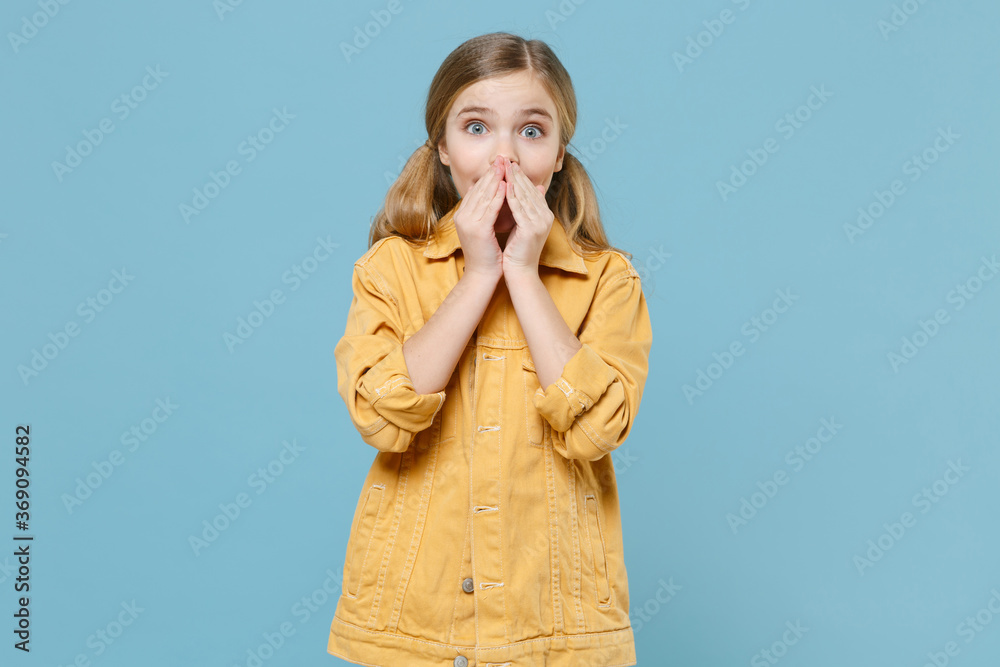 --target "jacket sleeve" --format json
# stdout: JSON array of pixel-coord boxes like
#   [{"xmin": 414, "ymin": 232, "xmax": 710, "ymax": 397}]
[
  {"xmin": 532, "ymin": 260, "xmax": 652, "ymax": 461},
  {"xmin": 334, "ymin": 259, "xmax": 447, "ymax": 453}
]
